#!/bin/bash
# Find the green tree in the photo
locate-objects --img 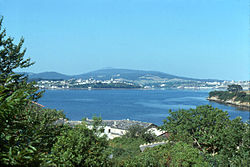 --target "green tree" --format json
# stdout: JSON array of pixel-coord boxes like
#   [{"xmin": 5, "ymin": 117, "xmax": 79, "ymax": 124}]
[
  {"xmin": 49, "ymin": 118, "xmax": 111, "ymax": 167},
  {"xmin": 161, "ymin": 105, "xmax": 248, "ymax": 166},
  {"xmin": 109, "ymin": 136, "xmax": 145, "ymax": 166},
  {"xmin": 0, "ymin": 16, "xmax": 38, "ymax": 165},
  {"xmin": 230, "ymin": 121, "xmax": 250, "ymax": 166},
  {"xmin": 0, "ymin": 17, "xmax": 67, "ymax": 166},
  {"xmin": 227, "ymin": 84, "xmax": 243, "ymax": 92},
  {"xmin": 125, "ymin": 124, "xmax": 156, "ymax": 143},
  {"xmin": 168, "ymin": 142, "xmax": 209, "ymax": 167},
  {"xmin": 116, "ymin": 142, "xmax": 209, "ymax": 167}
]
